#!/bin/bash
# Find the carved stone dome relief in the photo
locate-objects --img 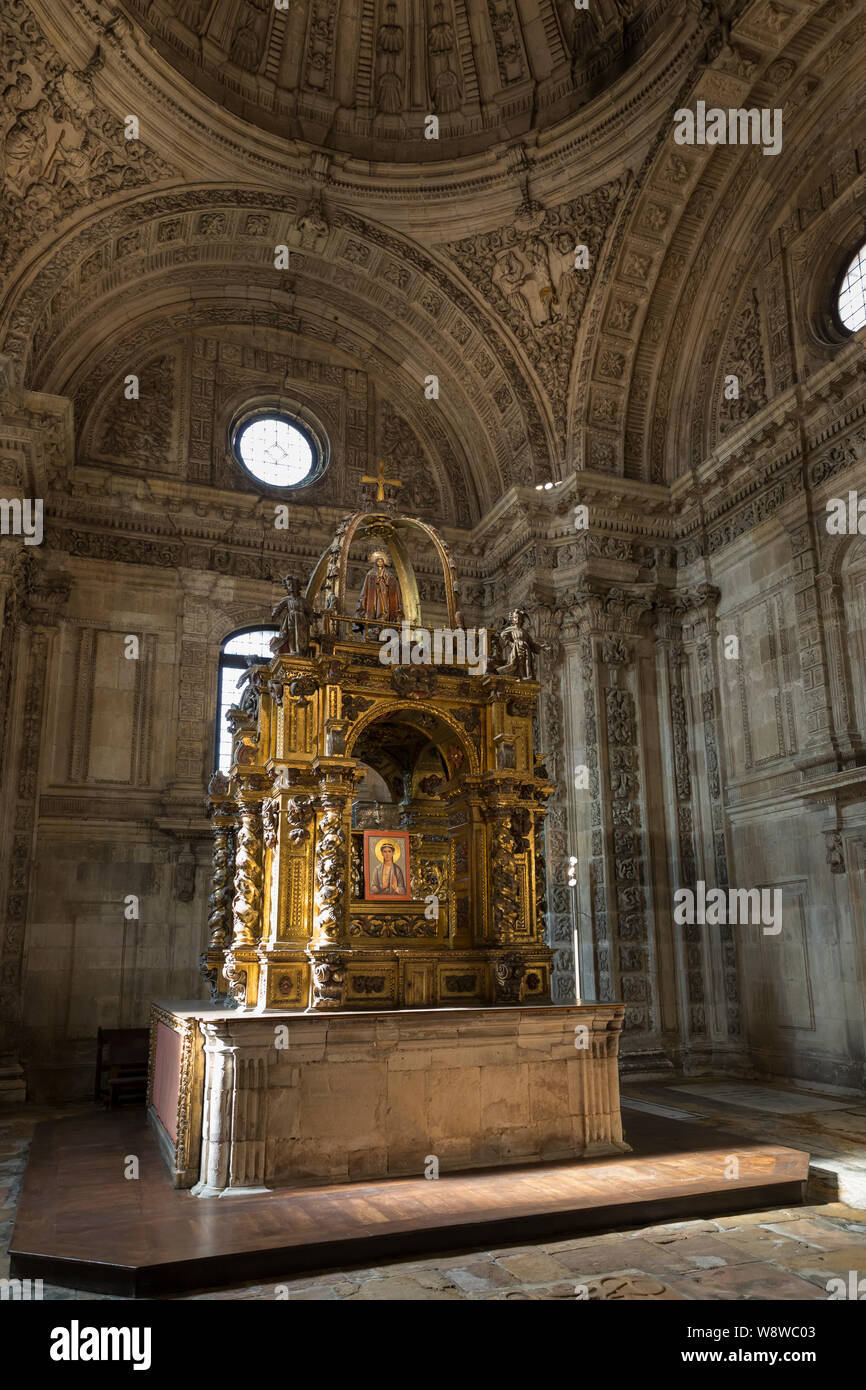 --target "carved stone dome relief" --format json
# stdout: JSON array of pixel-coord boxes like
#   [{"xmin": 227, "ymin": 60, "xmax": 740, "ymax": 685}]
[{"xmin": 121, "ymin": 0, "xmax": 667, "ymax": 160}]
